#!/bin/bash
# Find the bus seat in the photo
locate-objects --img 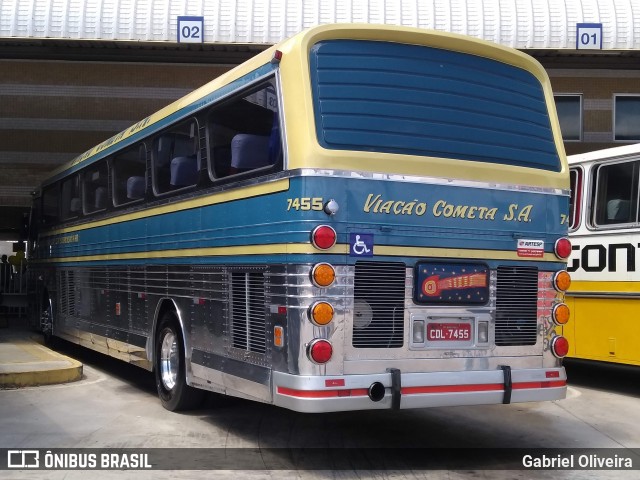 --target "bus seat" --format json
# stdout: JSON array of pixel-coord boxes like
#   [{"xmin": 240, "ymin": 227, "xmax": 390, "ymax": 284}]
[
  {"xmin": 230, "ymin": 134, "xmax": 270, "ymax": 172},
  {"xmin": 606, "ymin": 199, "xmax": 630, "ymax": 221},
  {"xmin": 94, "ymin": 186, "xmax": 107, "ymax": 210},
  {"xmin": 127, "ymin": 176, "xmax": 145, "ymax": 200},
  {"xmin": 170, "ymin": 156, "xmax": 198, "ymax": 187}
]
